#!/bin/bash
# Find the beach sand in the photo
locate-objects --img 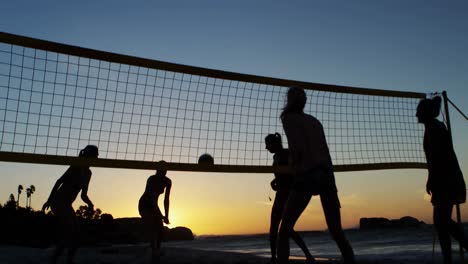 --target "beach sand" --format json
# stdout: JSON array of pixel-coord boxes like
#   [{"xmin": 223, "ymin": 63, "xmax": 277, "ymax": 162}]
[
  {"xmin": 0, "ymin": 244, "xmax": 455, "ymax": 264},
  {"xmin": 1, "ymin": 244, "xmax": 268, "ymax": 264}
]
